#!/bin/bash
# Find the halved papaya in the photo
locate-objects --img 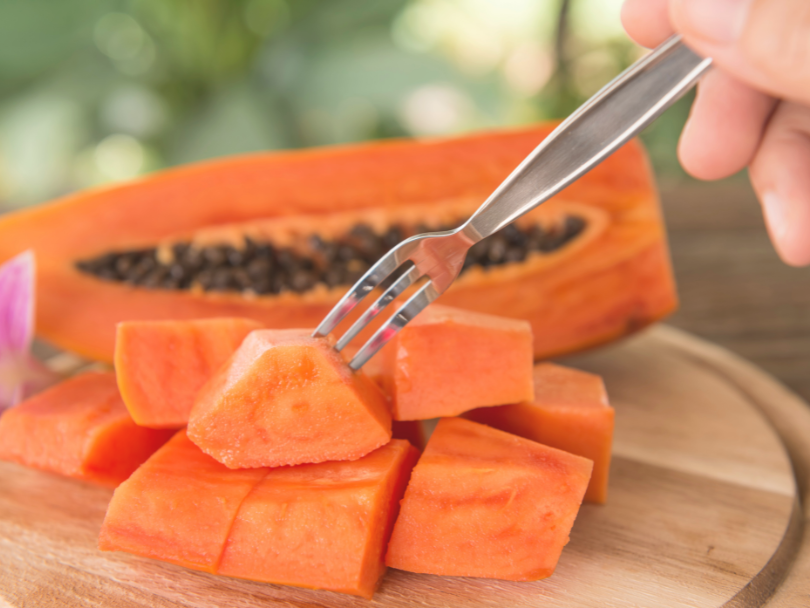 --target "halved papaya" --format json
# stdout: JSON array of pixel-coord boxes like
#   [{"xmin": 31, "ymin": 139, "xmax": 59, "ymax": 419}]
[{"xmin": 0, "ymin": 124, "xmax": 676, "ymax": 362}]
